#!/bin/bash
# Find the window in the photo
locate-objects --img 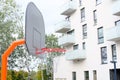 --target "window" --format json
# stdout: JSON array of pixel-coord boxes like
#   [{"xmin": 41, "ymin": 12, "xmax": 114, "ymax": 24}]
[
  {"xmin": 81, "ymin": 8, "xmax": 85, "ymax": 22},
  {"xmin": 82, "ymin": 24, "xmax": 87, "ymax": 39},
  {"xmin": 101, "ymin": 47, "xmax": 107, "ymax": 64},
  {"xmin": 79, "ymin": 0, "xmax": 82, "ymax": 6},
  {"xmin": 97, "ymin": 27, "xmax": 104, "ymax": 44},
  {"xmin": 65, "ymin": 16, "xmax": 70, "ymax": 21},
  {"xmin": 67, "ymin": 30, "xmax": 74, "ymax": 35},
  {"xmin": 84, "ymin": 71, "xmax": 89, "ymax": 80},
  {"xmin": 93, "ymin": 70, "xmax": 97, "ymax": 80},
  {"xmin": 73, "ymin": 44, "xmax": 79, "ymax": 50},
  {"xmin": 72, "ymin": 72, "xmax": 76, "ymax": 80},
  {"xmin": 82, "ymin": 42, "xmax": 85, "ymax": 49},
  {"xmin": 115, "ymin": 20, "xmax": 120, "ymax": 26},
  {"xmin": 93, "ymin": 10, "xmax": 97, "ymax": 25},
  {"xmin": 96, "ymin": 0, "xmax": 102, "ymax": 5},
  {"xmin": 111, "ymin": 44, "xmax": 117, "ymax": 61}
]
